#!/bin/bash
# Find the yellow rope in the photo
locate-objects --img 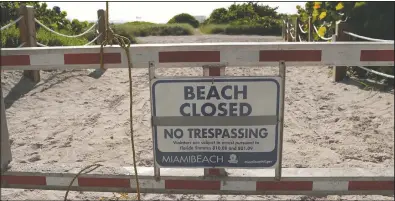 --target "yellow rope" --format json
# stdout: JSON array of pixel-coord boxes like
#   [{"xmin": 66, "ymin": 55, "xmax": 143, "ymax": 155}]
[
  {"xmin": 64, "ymin": 2, "xmax": 141, "ymax": 201},
  {"xmin": 100, "ymin": 2, "xmax": 141, "ymax": 200}
]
